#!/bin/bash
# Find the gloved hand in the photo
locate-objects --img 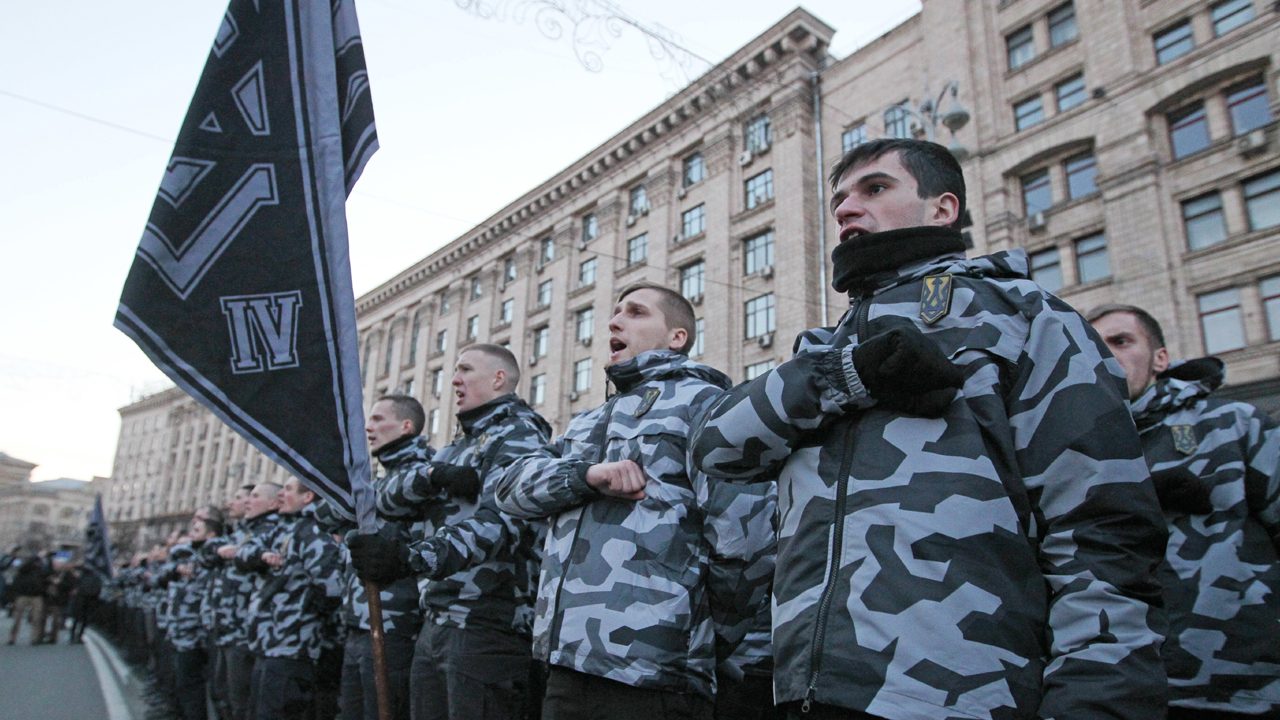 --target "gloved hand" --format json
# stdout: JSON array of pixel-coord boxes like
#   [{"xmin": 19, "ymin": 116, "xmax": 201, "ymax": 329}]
[
  {"xmin": 432, "ymin": 463, "xmax": 482, "ymax": 504},
  {"xmin": 1149, "ymin": 466, "xmax": 1213, "ymax": 515},
  {"xmin": 853, "ymin": 326, "xmax": 963, "ymax": 417},
  {"xmin": 347, "ymin": 533, "xmax": 413, "ymax": 585}
]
